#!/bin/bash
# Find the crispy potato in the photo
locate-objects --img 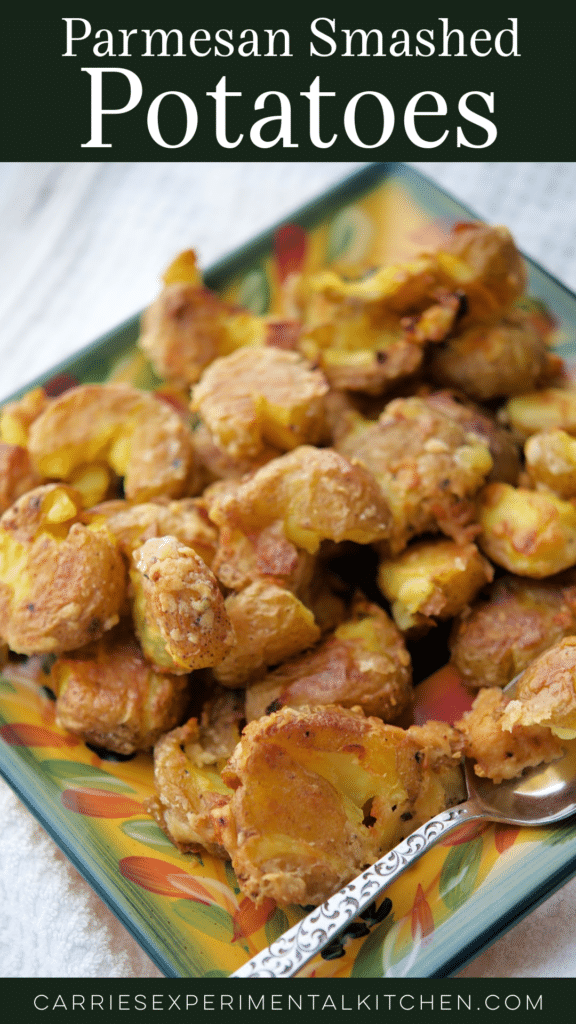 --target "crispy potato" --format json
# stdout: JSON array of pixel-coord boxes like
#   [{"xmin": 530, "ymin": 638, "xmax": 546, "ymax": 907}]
[
  {"xmin": 501, "ymin": 387, "xmax": 576, "ymax": 439},
  {"xmin": 0, "ymin": 484, "xmax": 125, "ymax": 655},
  {"xmin": 337, "ymin": 396, "xmax": 493, "ymax": 554},
  {"xmin": 27, "ymin": 383, "xmax": 198, "ymax": 503},
  {"xmin": 211, "ymin": 519, "xmax": 315, "ymax": 595},
  {"xmin": 147, "ymin": 719, "xmax": 233, "ymax": 857},
  {"xmin": 0, "ymin": 444, "xmax": 41, "ymax": 514},
  {"xmin": 0, "ymin": 387, "xmax": 48, "ymax": 447},
  {"xmin": 429, "ymin": 318, "xmax": 555, "ymax": 401},
  {"xmin": 477, "ymin": 482, "xmax": 576, "ymax": 577},
  {"xmin": 192, "ymin": 419, "xmax": 281, "ymax": 481},
  {"xmin": 378, "ymin": 539, "xmax": 493, "ymax": 633},
  {"xmin": 130, "ymin": 536, "xmax": 234, "ymax": 674},
  {"xmin": 208, "ymin": 445, "xmax": 392, "ymax": 555},
  {"xmin": 424, "ymin": 391, "xmax": 521, "ymax": 485},
  {"xmin": 524, "ymin": 430, "xmax": 576, "ymax": 498},
  {"xmin": 139, "ymin": 281, "xmax": 266, "ymax": 387},
  {"xmin": 213, "ymin": 581, "xmax": 320, "ymax": 688},
  {"xmin": 221, "ymin": 705, "xmax": 463, "ymax": 906},
  {"xmin": 86, "ymin": 498, "xmax": 218, "ymax": 566},
  {"xmin": 52, "ymin": 624, "xmax": 190, "ymax": 754},
  {"xmin": 191, "ymin": 347, "xmax": 328, "ymax": 459},
  {"xmin": 456, "ymin": 687, "xmax": 563, "ymax": 783},
  {"xmin": 450, "ymin": 572, "xmax": 576, "ymax": 689},
  {"xmin": 244, "ymin": 595, "xmax": 412, "ymax": 722},
  {"xmin": 501, "ymin": 637, "xmax": 576, "ymax": 739},
  {"xmin": 307, "ymin": 223, "xmax": 525, "ymax": 323}
]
